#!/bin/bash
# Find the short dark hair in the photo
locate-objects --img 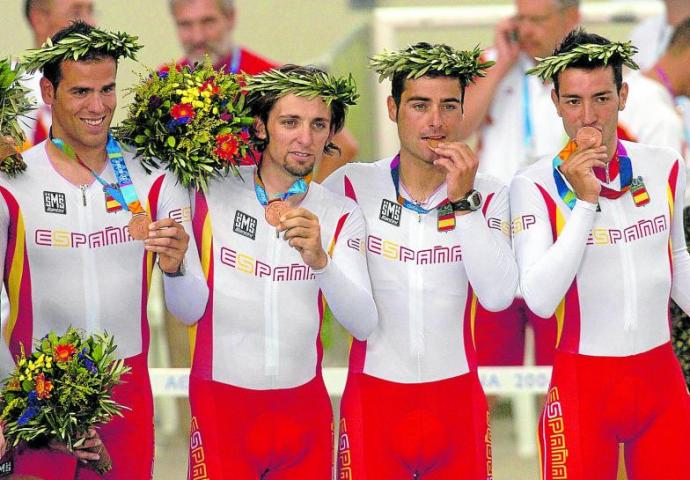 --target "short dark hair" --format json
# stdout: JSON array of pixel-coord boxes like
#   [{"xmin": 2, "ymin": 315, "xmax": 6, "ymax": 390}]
[
  {"xmin": 42, "ymin": 21, "xmax": 119, "ymax": 89},
  {"xmin": 249, "ymin": 64, "xmax": 346, "ymax": 155},
  {"xmin": 390, "ymin": 42, "xmax": 466, "ymax": 111},
  {"xmin": 552, "ymin": 29, "xmax": 624, "ymax": 95}
]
